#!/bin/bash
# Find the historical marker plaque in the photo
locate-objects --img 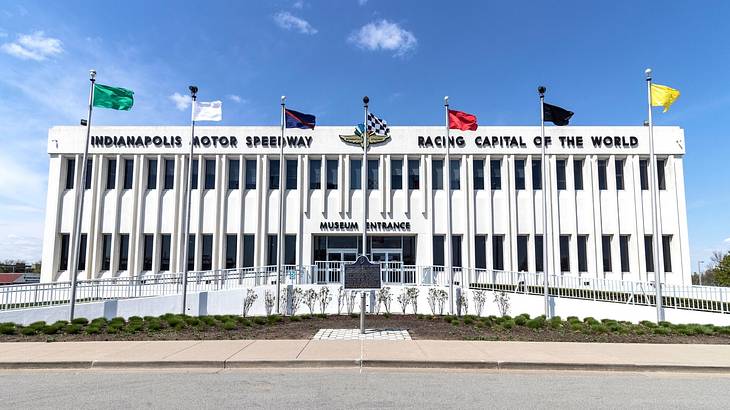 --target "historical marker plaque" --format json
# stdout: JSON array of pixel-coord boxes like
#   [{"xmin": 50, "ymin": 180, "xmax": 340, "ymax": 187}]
[{"xmin": 344, "ymin": 256, "xmax": 382, "ymax": 289}]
